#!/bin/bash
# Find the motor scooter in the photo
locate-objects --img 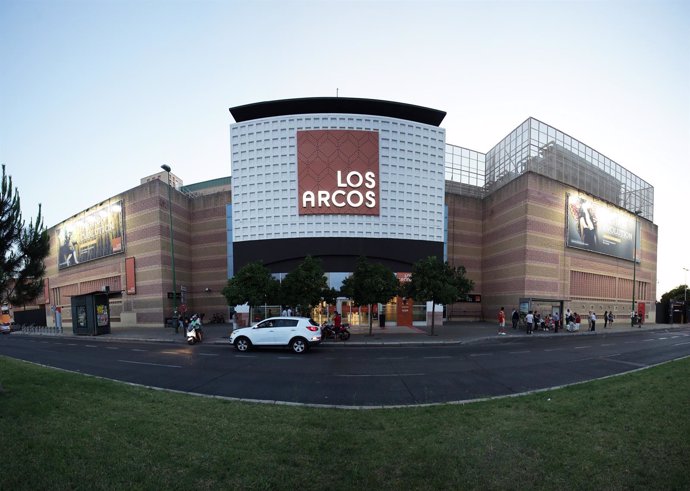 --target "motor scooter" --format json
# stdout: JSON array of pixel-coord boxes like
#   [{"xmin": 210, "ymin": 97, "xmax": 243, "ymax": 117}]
[
  {"xmin": 186, "ymin": 315, "xmax": 203, "ymax": 344},
  {"xmin": 321, "ymin": 321, "xmax": 351, "ymax": 341}
]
